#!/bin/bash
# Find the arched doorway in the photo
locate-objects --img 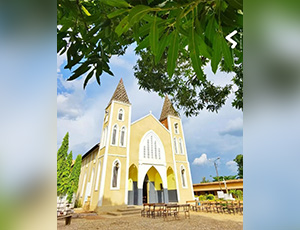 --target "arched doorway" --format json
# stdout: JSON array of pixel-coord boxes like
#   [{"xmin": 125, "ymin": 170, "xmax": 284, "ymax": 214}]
[
  {"xmin": 128, "ymin": 164, "xmax": 138, "ymax": 205},
  {"xmin": 142, "ymin": 166, "xmax": 164, "ymax": 203},
  {"xmin": 167, "ymin": 167, "xmax": 178, "ymax": 202}
]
